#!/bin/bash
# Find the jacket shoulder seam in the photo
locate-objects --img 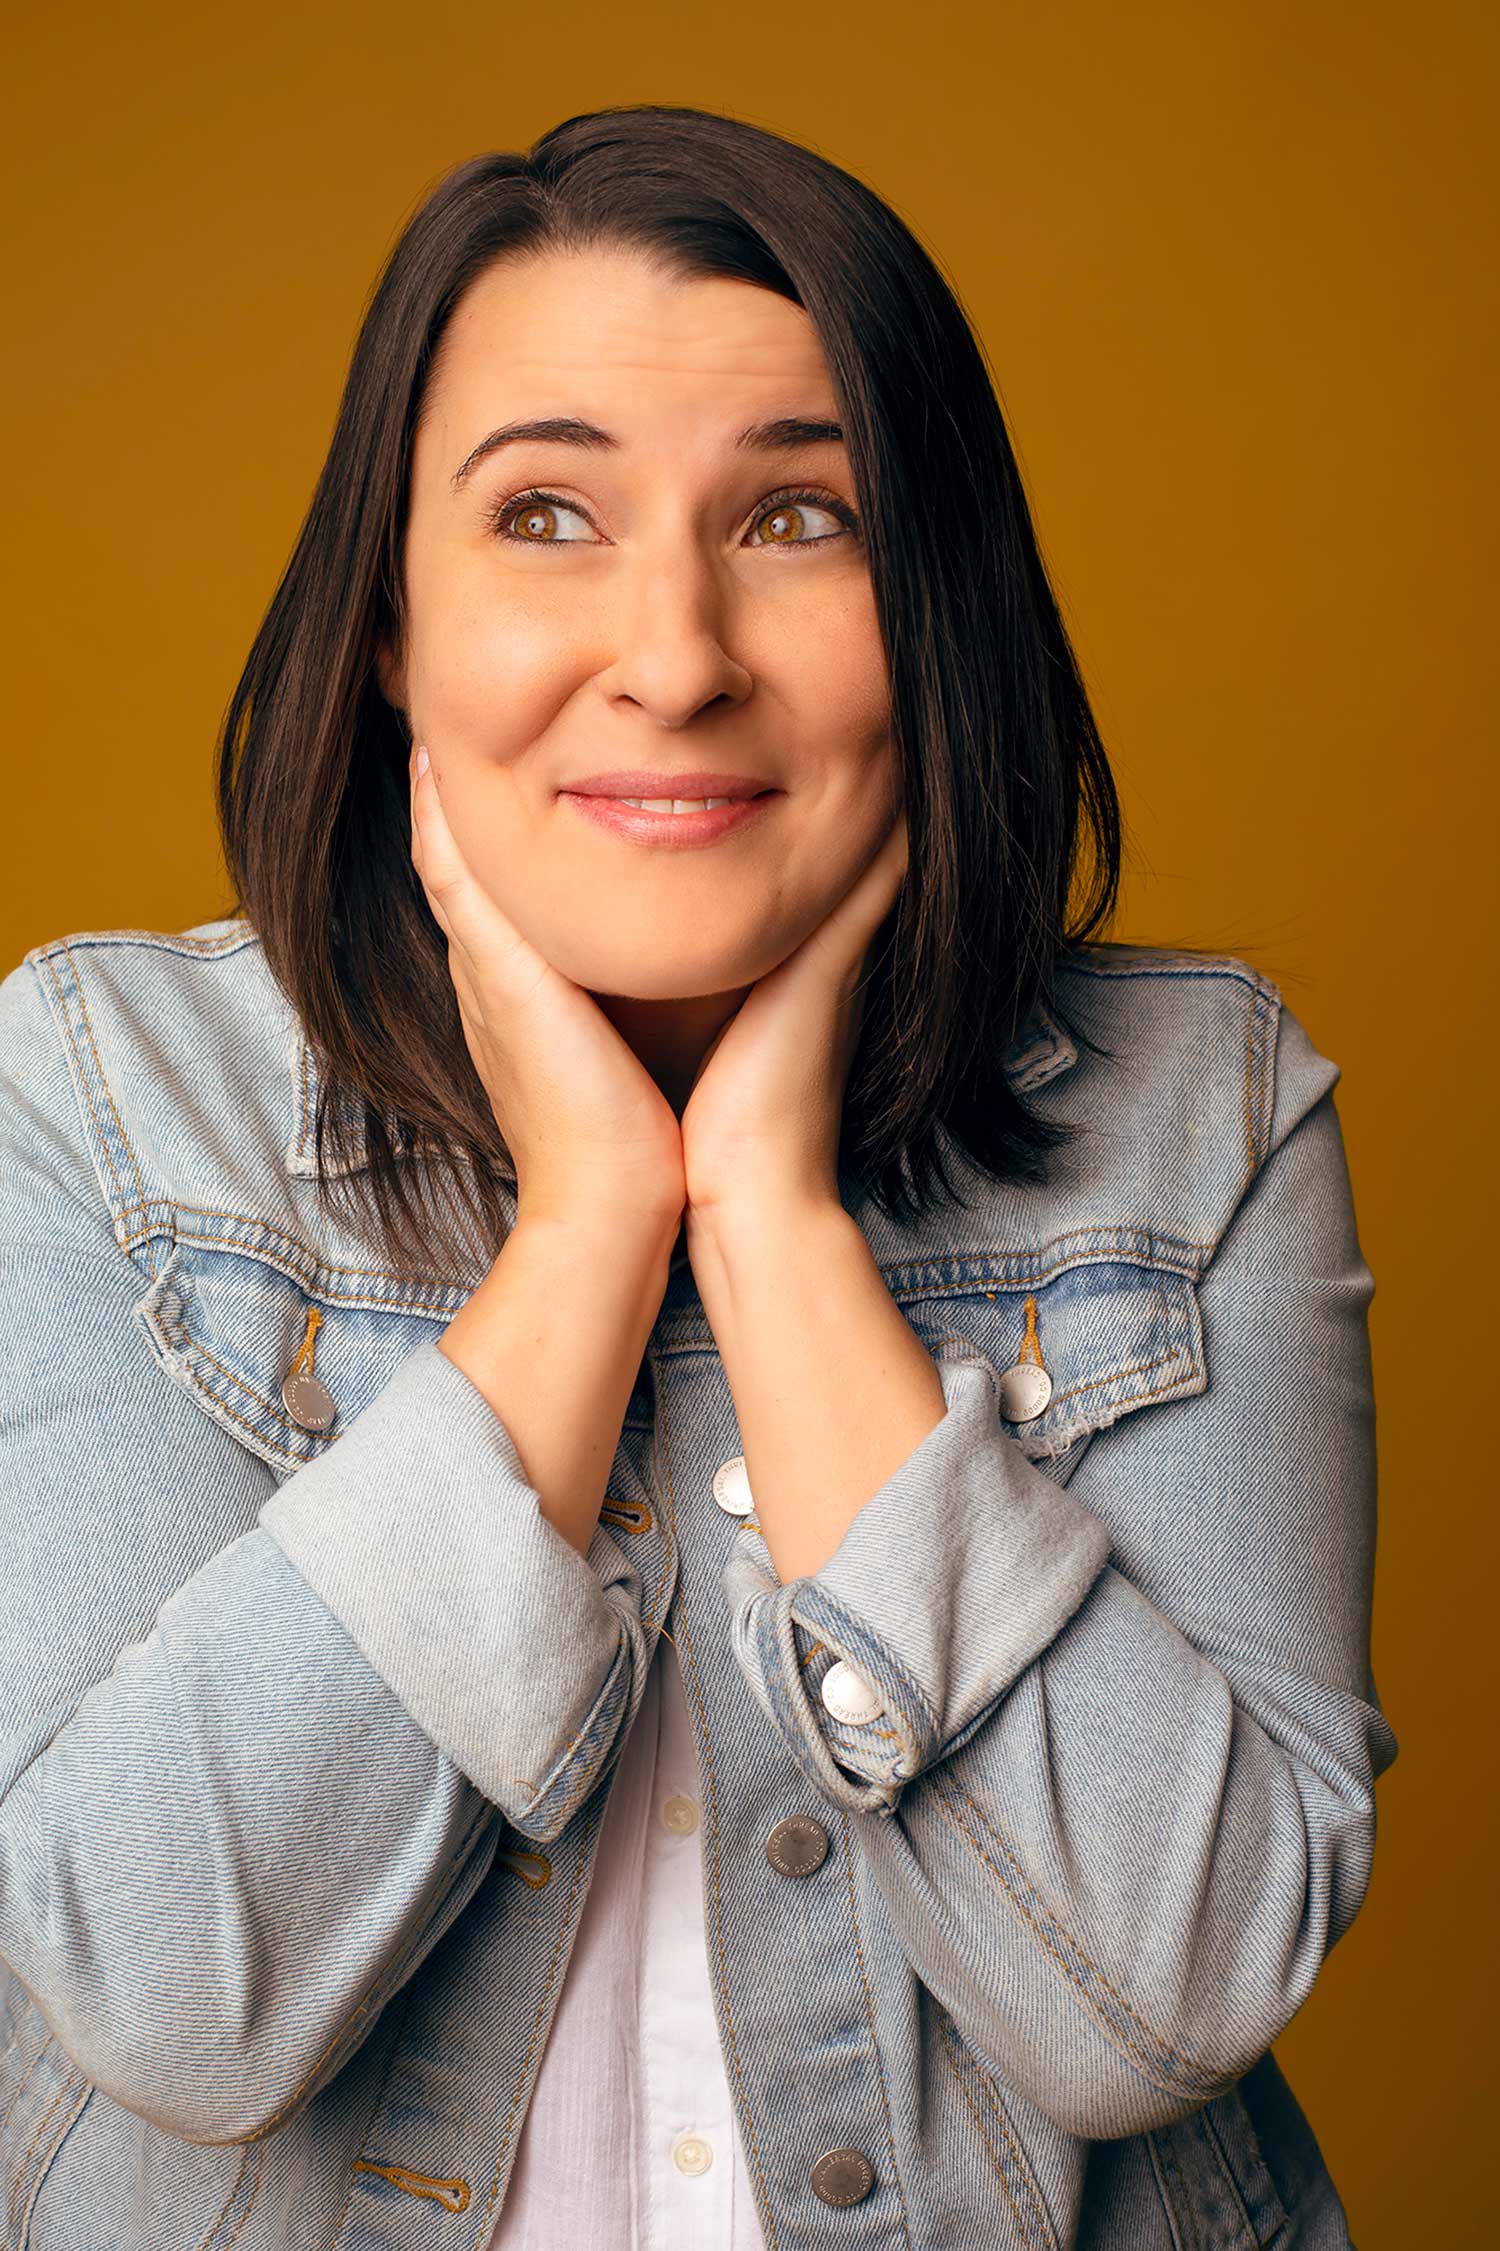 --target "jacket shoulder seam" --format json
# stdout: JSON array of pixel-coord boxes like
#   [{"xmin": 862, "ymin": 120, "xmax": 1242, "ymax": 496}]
[
  {"xmin": 26, "ymin": 919, "xmax": 258, "ymax": 963},
  {"xmin": 24, "ymin": 940, "xmax": 166, "ymax": 1282}
]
